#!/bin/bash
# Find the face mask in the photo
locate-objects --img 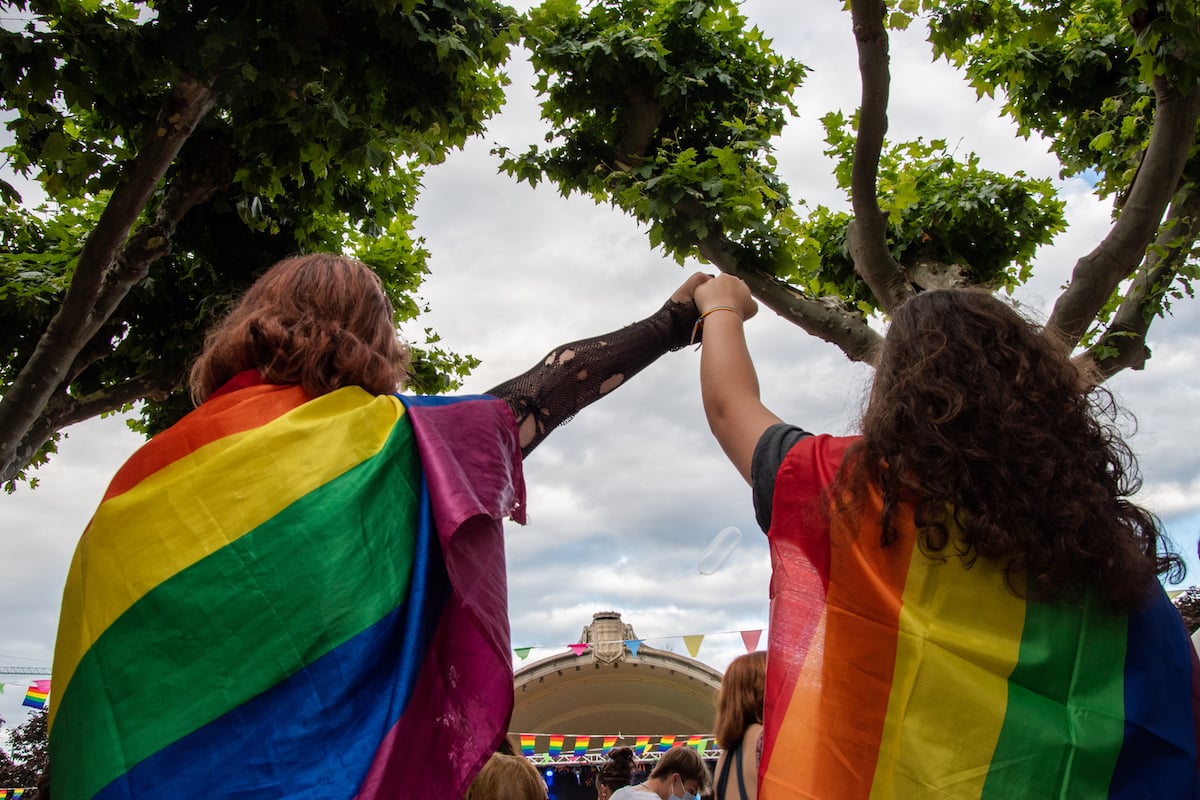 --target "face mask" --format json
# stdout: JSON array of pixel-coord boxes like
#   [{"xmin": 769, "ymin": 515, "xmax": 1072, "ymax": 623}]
[{"xmin": 668, "ymin": 777, "xmax": 698, "ymax": 800}]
